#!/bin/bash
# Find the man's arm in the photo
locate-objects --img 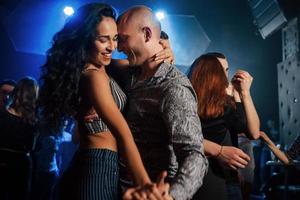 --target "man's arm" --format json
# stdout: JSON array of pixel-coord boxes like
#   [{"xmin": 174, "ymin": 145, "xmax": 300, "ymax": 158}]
[{"xmin": 160, "ymin": 84, "xmax": 208, "ymax": 200}]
